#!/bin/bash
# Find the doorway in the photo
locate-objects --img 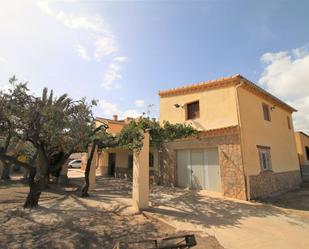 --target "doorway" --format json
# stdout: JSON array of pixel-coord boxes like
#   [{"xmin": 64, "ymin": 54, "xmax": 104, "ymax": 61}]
[
  {"xmin": 176, "ymin": 148, "xmax": 221, "ymax": 192},
  {"xmin": 108, "ymin": 153, "xmax": 116, "ymax": 176}
]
